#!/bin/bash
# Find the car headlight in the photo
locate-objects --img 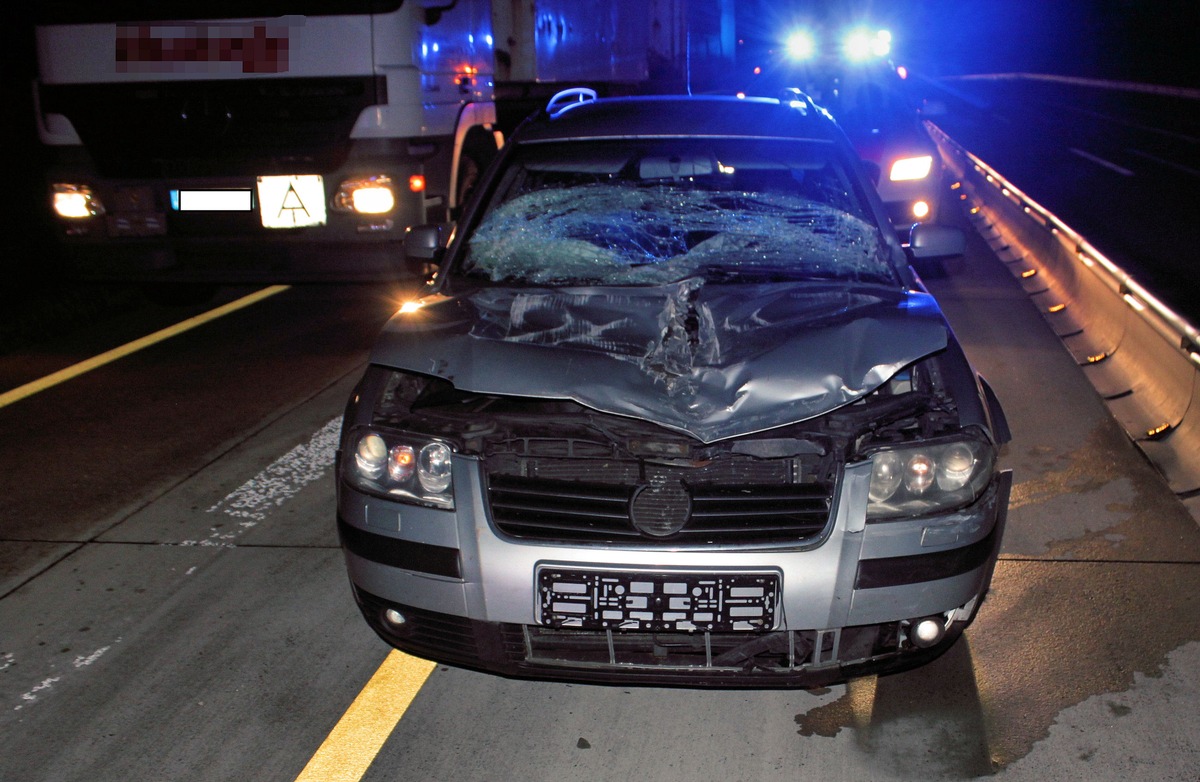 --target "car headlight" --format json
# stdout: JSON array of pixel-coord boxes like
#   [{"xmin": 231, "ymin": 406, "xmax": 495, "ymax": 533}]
[
  {"xmin": 865, "ymin": 434, "xmax": 996, "ymax": 519},
  {"xmin": 344, "ymin": 428, "xmax": 455, "ymax": 509}
]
